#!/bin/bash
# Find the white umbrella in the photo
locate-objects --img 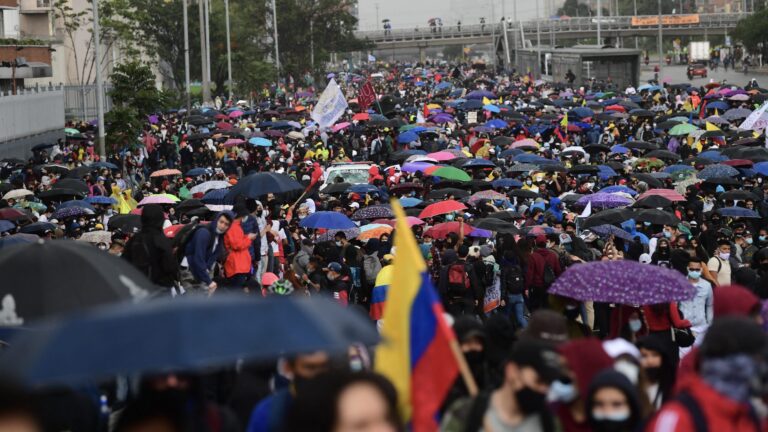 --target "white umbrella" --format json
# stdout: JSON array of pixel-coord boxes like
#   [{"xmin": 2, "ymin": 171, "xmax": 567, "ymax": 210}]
[
  {"xmin": 191, "ymin": 181, "xmax": 231, "ymax": 195},
  {"xmin": 2, "ymin": 189, "xmax": 33, "ymax": 201},
  {"xmin": 79, "ymin": 230, "xmax": 112, "ymax": 245}
]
